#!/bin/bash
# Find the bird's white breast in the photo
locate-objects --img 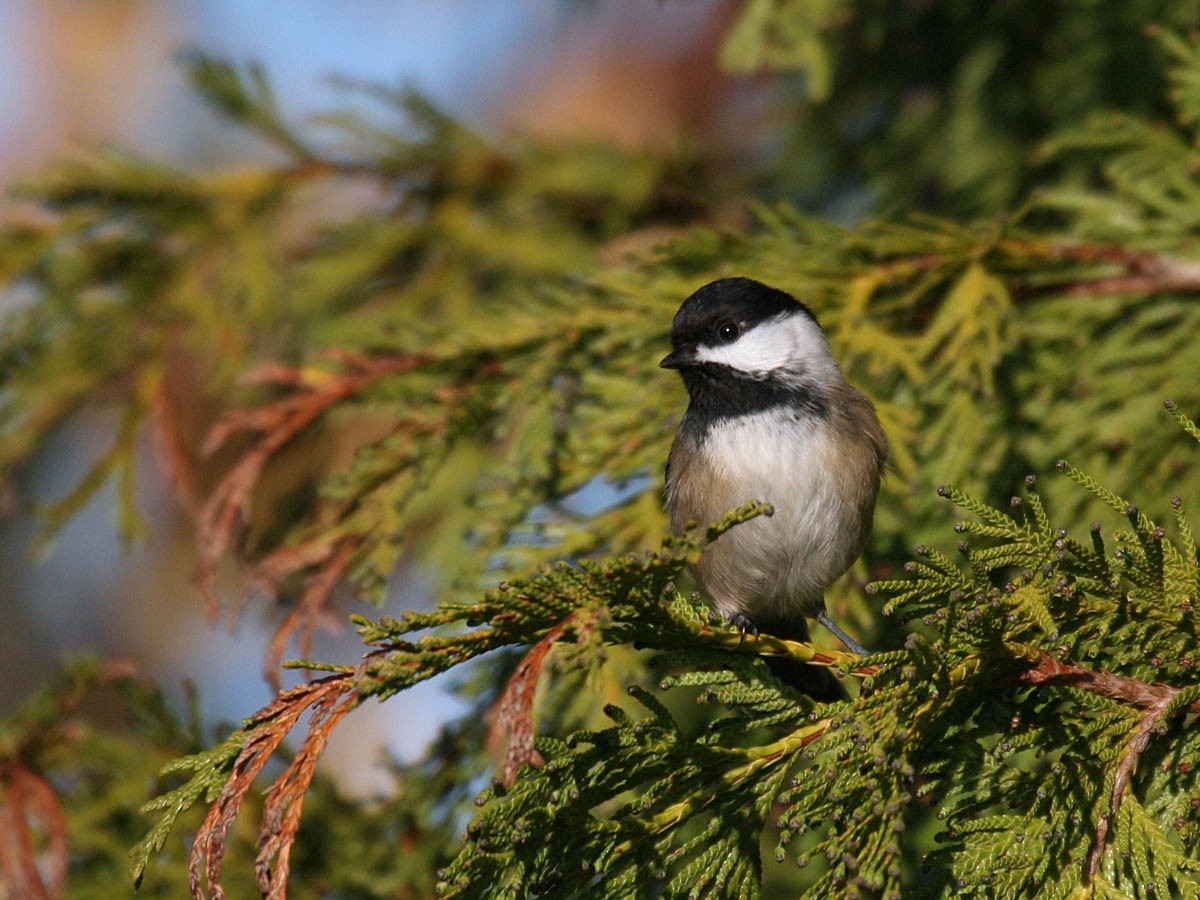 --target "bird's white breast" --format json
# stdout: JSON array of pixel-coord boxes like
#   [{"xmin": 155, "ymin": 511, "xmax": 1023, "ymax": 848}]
[{"xmin": 696, "ymin": 410, "xmax": 861, "ymax": 618}]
